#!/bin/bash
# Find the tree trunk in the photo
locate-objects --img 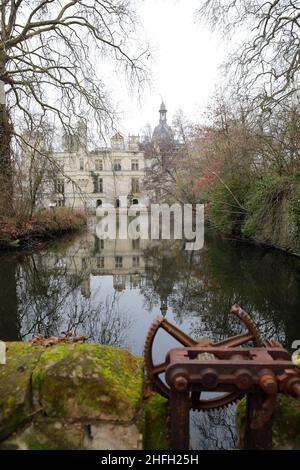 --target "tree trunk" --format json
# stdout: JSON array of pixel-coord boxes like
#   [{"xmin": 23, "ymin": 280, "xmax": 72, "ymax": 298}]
[{"xmin": 0, "ymin": 78, "xmax": 13, "ymax": 216}]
